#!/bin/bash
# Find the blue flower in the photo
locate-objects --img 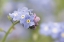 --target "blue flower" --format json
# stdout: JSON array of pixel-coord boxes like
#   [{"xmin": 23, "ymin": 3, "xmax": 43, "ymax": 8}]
[
  {"xmin": 18, "ymin": 7, "xmax": 33, "ymax": 15},
  {"xmin": 9, "ymin": 11, "xmax": 20, "ymax": 21},
  {"xmin": 58, "ymin": 29, "xmax": 64, "ymax": 42},
  {"xmin": 50, "ymin": 23, "xmax": 61, "ymax": 39},
  {"xmin": 20, "ymin": 14, "xmax": 35, "ymax": 29},
  {"xmin": 60, "ymin": 22, "xmax": 64, "ymax": 30},
  {"xmin": 17, "ymin": 7, "xmax": 34, "ymax": 20},
  {"xmin": 39, "ymin": 23, "xmax": 51, "ymax": 36},
  {"xmin": 18, "ymin": 7, "xmax": 30, "ymax": 15},
  {"xmin": 57, "ymin": 23, "xmax": 64, "ymax": 42},
  {"xmin": 9, "ymin": 7, "xmax": 34, "ymax": 21}
]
